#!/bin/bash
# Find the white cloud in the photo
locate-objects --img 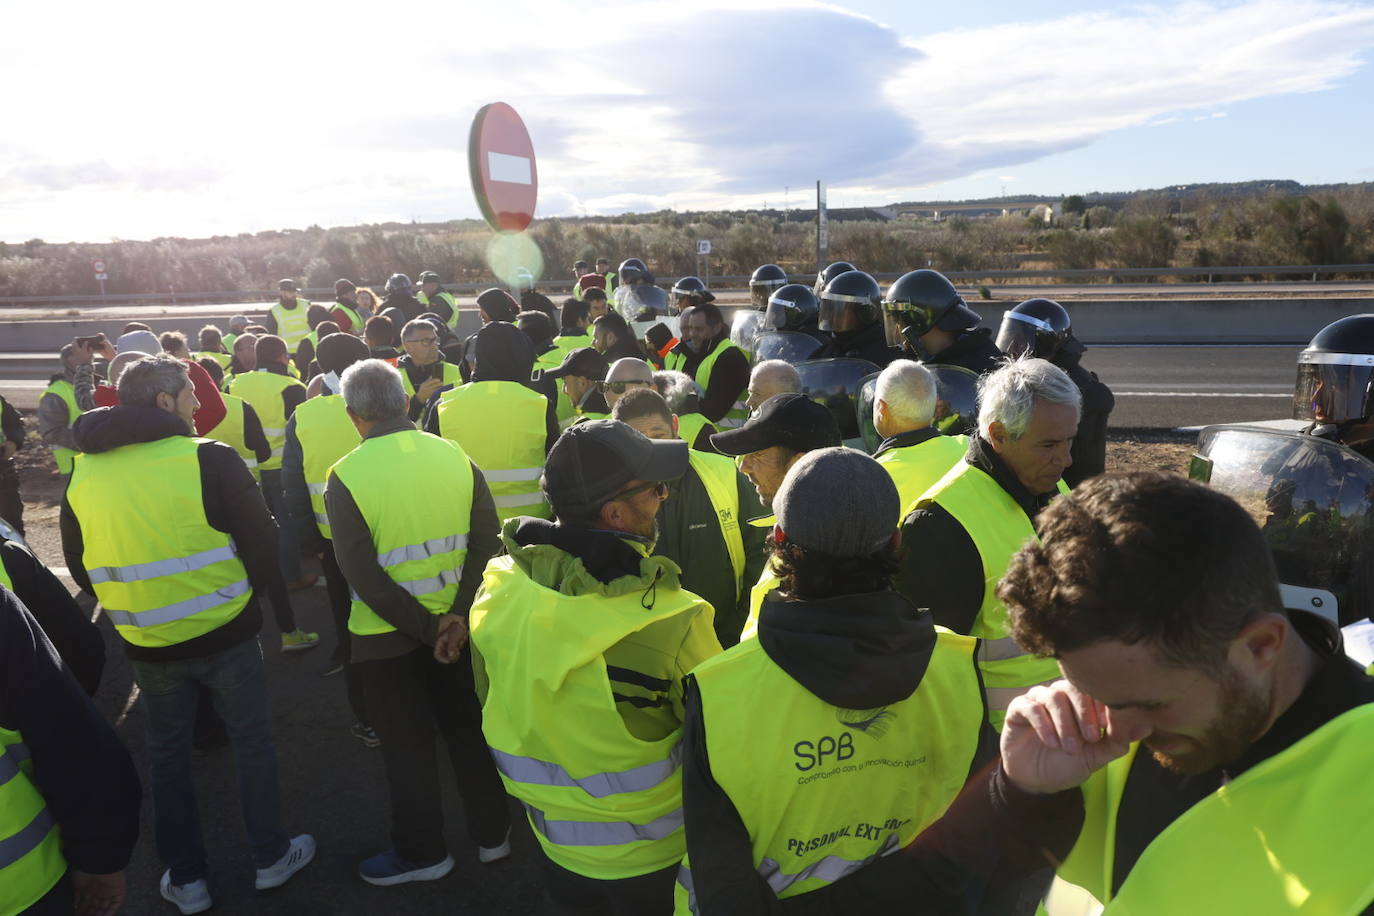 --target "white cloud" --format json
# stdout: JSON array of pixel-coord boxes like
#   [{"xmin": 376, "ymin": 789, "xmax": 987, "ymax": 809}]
[{"xmin": 2, "ymin": 0, "xmax": 1373, "ymax": 240}]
